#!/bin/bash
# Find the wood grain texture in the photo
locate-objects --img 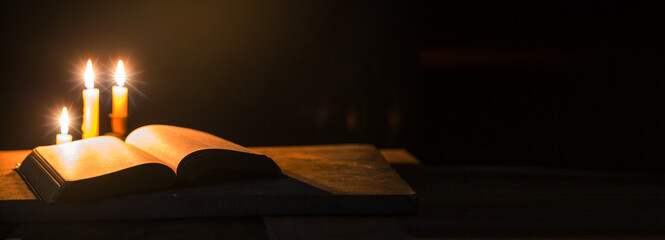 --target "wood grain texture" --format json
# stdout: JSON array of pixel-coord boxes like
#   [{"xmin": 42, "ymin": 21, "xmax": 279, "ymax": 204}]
[
  {"xmin": 0, "ymin": 150, "xmax": 32, "ymax": 201},
  {"xmin": 251, "ymin": 145, "xmax": 414, "ymax": 195},
  {"xmin": 379, "ymin": 149, "xmax": 421, "ymax": 164},
  {"xmin": 0, "ymin": 145, "xmax": 415, "ymax": 222}
]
